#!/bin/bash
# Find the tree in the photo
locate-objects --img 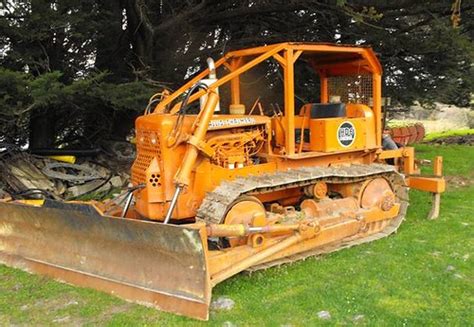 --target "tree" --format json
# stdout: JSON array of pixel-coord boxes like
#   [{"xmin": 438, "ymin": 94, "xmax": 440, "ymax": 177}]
[
  {"xmin": 0, "ymin": 0, "xmax": 472, "ymax": 149},
  {"xmin": 0, "ymin": 0, "xmax": 156, "ymax": 148}
]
